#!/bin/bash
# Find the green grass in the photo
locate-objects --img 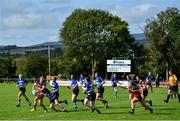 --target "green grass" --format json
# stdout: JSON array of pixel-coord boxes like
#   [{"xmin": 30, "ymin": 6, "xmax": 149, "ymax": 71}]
[{"xmin": 0, "ymin": 83, "xmax": 180, "ymax": 120}]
